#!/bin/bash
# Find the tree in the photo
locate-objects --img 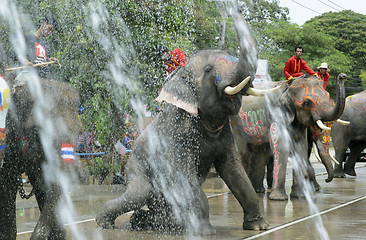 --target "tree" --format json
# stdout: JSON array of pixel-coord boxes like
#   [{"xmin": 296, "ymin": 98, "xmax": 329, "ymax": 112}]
[
  {"xmin": 305, "ymin": 10, "xmax": 366, "ymax": 94},
  {"xmin": 2, "ymin": 0, "xmax": 196, "ymax": 164}
]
